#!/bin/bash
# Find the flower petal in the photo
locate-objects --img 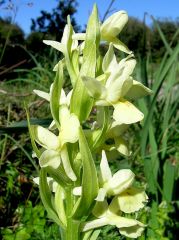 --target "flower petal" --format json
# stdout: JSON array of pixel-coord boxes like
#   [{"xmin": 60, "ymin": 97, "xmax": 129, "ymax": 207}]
[
  {"xmin": 104, "ymin": 169, "xmax": 135, "ymax": 195},
  {"xmin": 115, "ymin": 137, "xmax": 131, "ymax": 156},
  {"xmin": 119, "ymin": 223, "xmax": 145, "ymax": 238},
  {"xmin": 113, "ymin": 100, "xmax": 144, "ymax": 124},
  {"xmin": 33, "ymin": 176, "xmax": 58, "ymax": 192},
  {"xmin": 112, "ymin": 37, "xmax": 132, "ymax": 54},
  {"xmin": 101, "ymin": 11, "xmax": 128, "ymax": 39},
  {"xmin": 39, "ymin": 149, "xmax": 61, "ymax": 169},
  {"xmin": 107, "ymin": 213, "xmax": 146, "ymax": 238},
  {"xmin": 102, "ymin": 43, "xmax": 118, "ymax": 73},
  {"xmin": 82, "ymin": 217, "xmax": 109, "ymax": 232},
  {"xmin": 95, "ymin": 188, "xmax": 107, "ymax": 202},
  {"xmin": 59, "ymin": 89, "xmax": 72, "ymax": 106},
  {"xmin": 72, "ymin": 33, "xmax": 86, "ymax": 41},
  {"xmin": 33, "ymin": 89, "xmax": 50, "ymax": 101},
  {"xmin": 99, "ymin": 151, "xmax": 112, "ymax": 184},
  {"xmin": 73, "ymin": 186, "xmax": 82, "ymax": 196},
  {"xmin": 60, "ymin": 145, "xmax": 77, "ymax": 181},
  {"xmin": 125, "ymin": 80, "xmax": 153, "ymax": 100},
  {"xmin": 108, "ymin": 213, "xmax": 144, "ymax": 228},
  {"xmin": 116, "ymin": 187, "xmax": 148, "ymax": 213},
  {"xmin": 43, "ymin": 40, "xmax": 65, "ymax": 53},
  {"xmin": 82, "ymin": 76, "xmax": 107, "ymax": 99},
  {"xmin": 59, "ymin": 106, "xmax": 80, "ymax": 146},
  {"xmin": 106, "ymin": 57, "xmax": 136, "ymax": 103},
  {"xmin": 33, "ymin": 125, "xmax": 60, "ymax": 150}
]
